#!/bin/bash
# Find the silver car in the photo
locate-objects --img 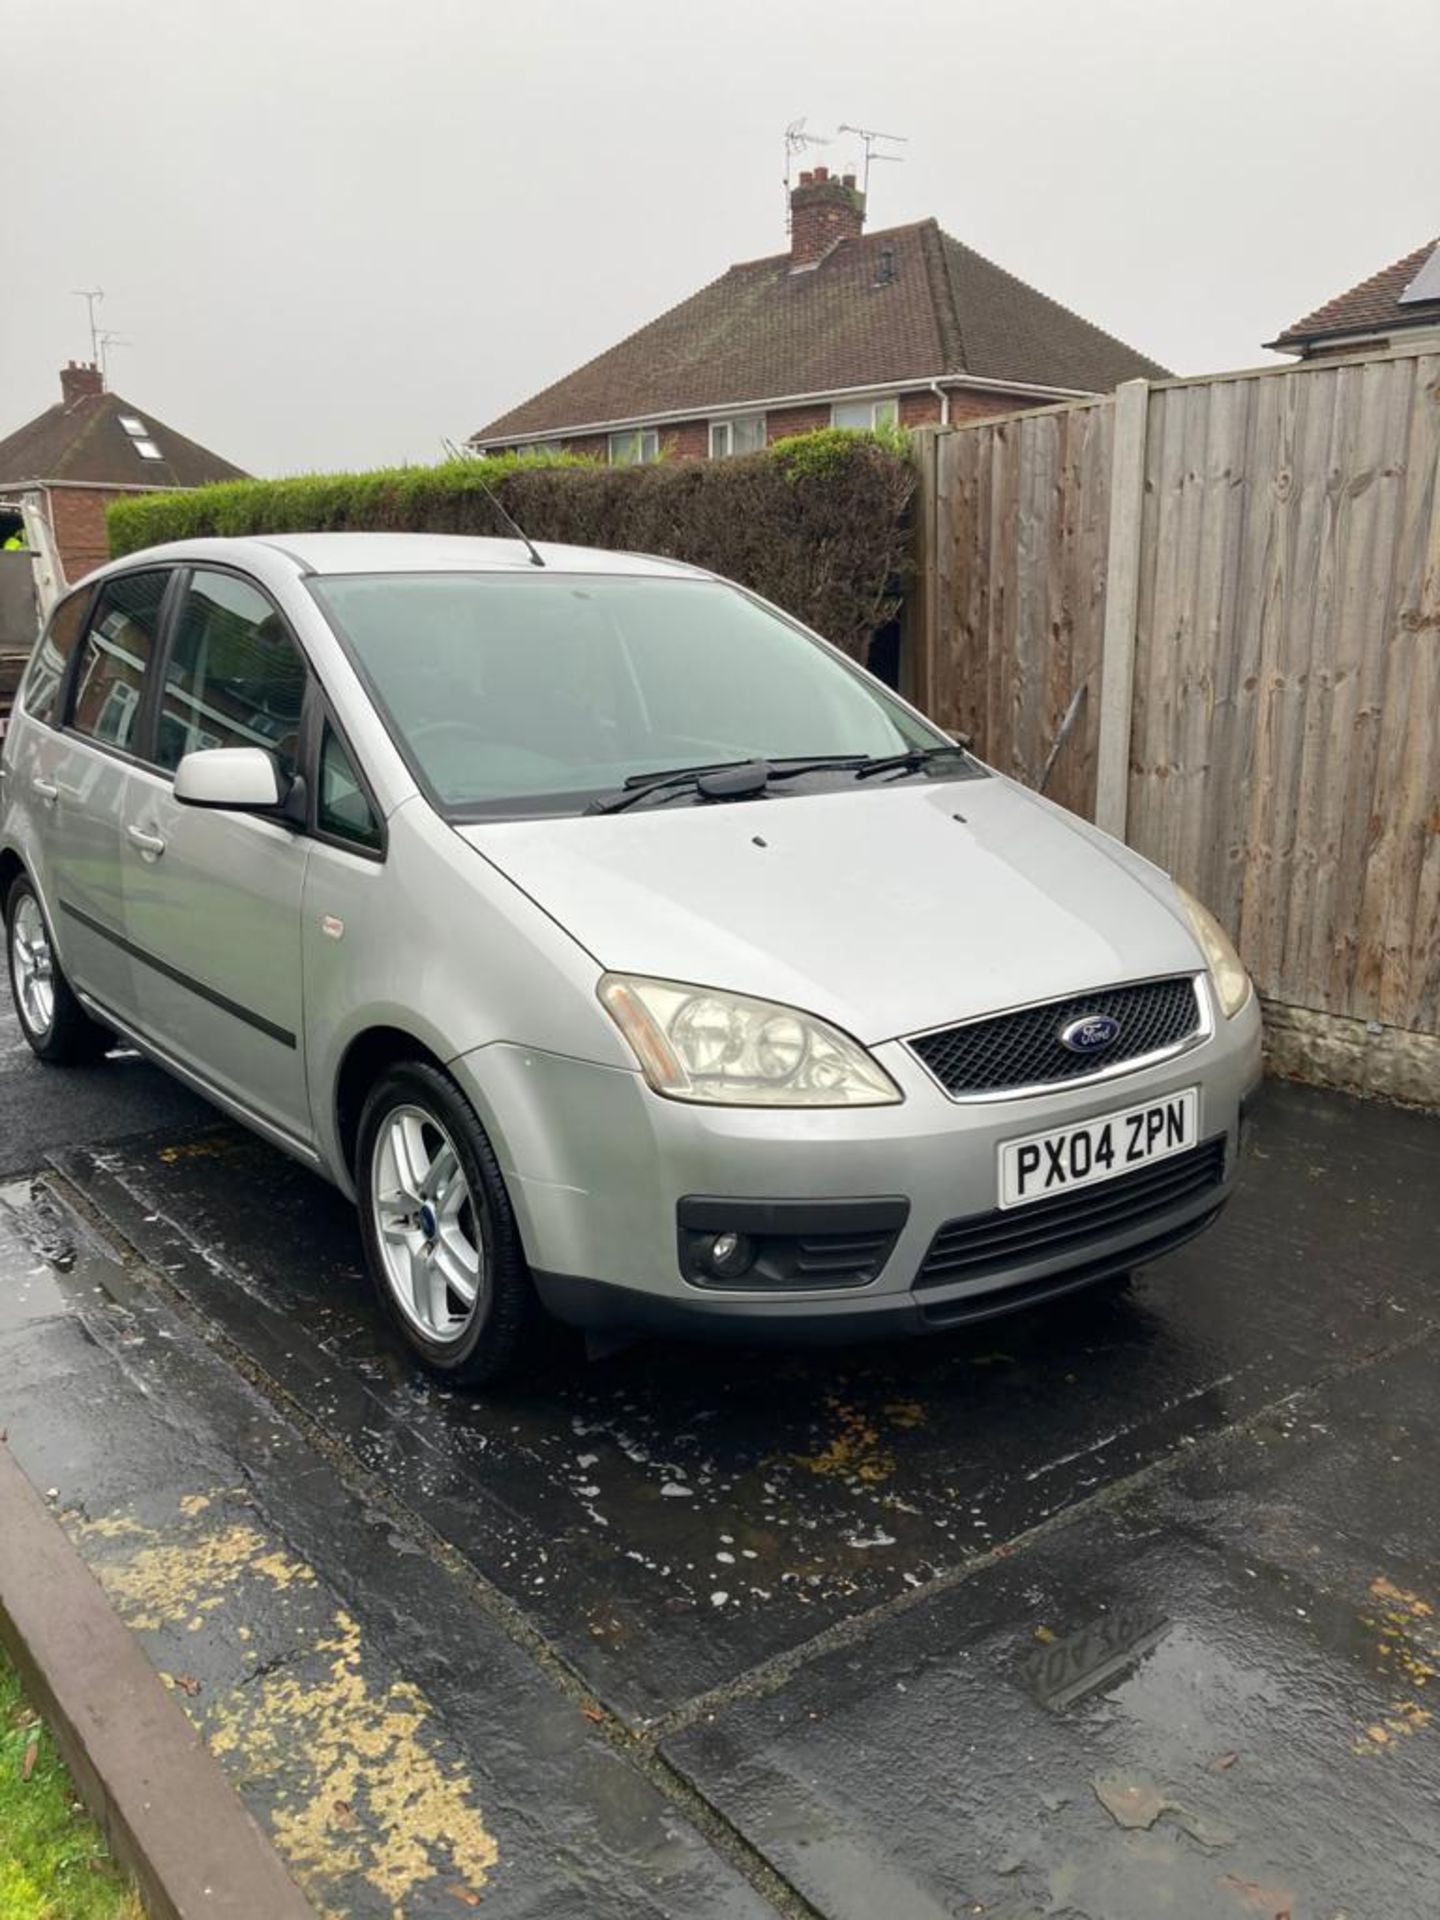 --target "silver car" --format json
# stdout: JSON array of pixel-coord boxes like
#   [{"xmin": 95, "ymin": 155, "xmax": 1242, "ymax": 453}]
[{"xmin": 1, "ymin": 534, "xmax": 1261, "ymax": 1382}]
